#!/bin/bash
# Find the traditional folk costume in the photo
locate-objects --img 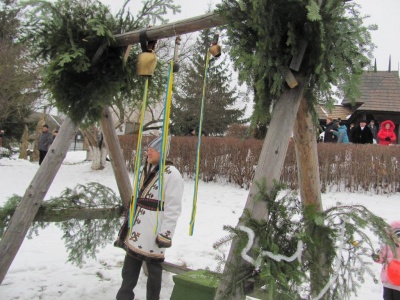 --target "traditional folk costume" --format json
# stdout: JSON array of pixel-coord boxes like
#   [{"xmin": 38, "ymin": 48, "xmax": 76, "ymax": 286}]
[
  {"xmin": 115, "ymin": 136, "xmax": 184, "ymax": 300},
  {"xmin": 115, "ymin": 161, "xmax": 184, "ymax": 262}
]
